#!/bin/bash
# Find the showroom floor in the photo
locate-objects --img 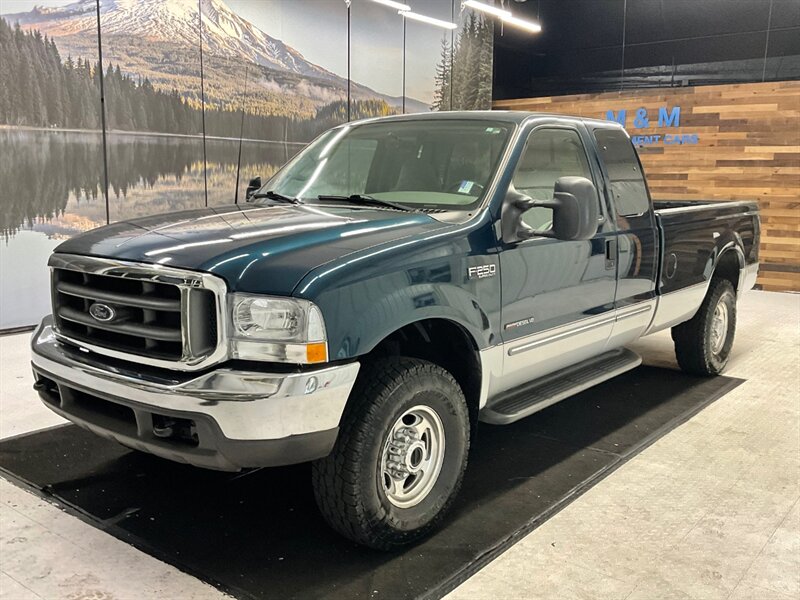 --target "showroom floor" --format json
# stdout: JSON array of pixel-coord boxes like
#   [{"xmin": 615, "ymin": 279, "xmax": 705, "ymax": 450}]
[{"xmin": 1, "ymin": 290, "xmax": 798, "ymax": 600}]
